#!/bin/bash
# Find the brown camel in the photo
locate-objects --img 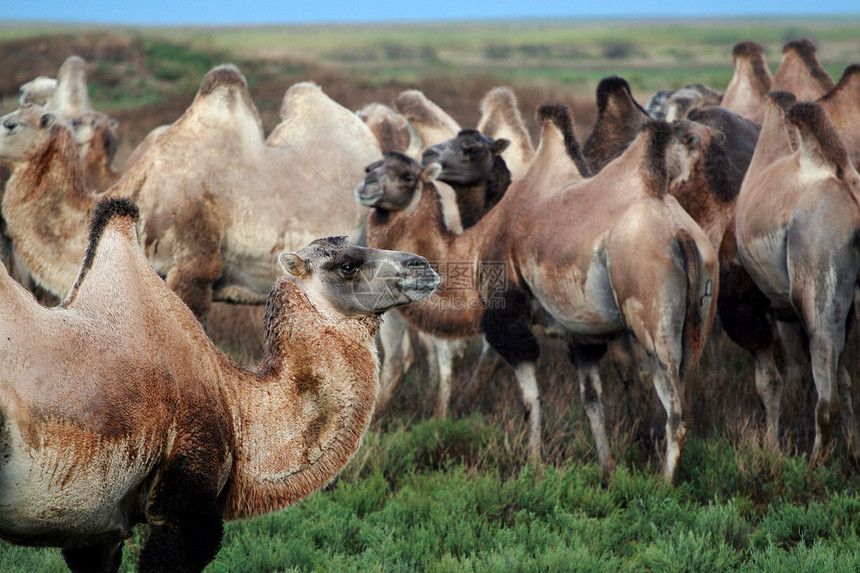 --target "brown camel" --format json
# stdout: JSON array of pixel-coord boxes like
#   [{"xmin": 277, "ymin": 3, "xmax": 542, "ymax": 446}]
[
  {"xmin": 773, "ymin": 39, "xmax": 835, "ymax": 103},
  {"xmin": 818, "ymin": 65, "xmax": 860, "ymax": 168},
  {"xmin": 582, "ymin": 76, "xmax": 651, "ymax": 173},
  {"xmin": 475, "ymin": 86, "xmax": 535, "ymax": 180},
  {"xmin": 0, "ymin": 196, "xmax": 438, "ymax": 572},
  {"xmin": 358, "ymin": 103, "xmax": 718, "ymax": 482},
  {"xmin": 721, "ymin": 41, "xmax": 773, "ymax": 125},
  {"xmin": 1, "ymin": 66, "xmax": 381, "ymax": 321},
  {"xmin": 645, "ymin": 83, "xmax": 722, "ymax": 121},
  {"xmin": 734, "ymin": 94, "xmax": 860, "ymax": 463}
]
